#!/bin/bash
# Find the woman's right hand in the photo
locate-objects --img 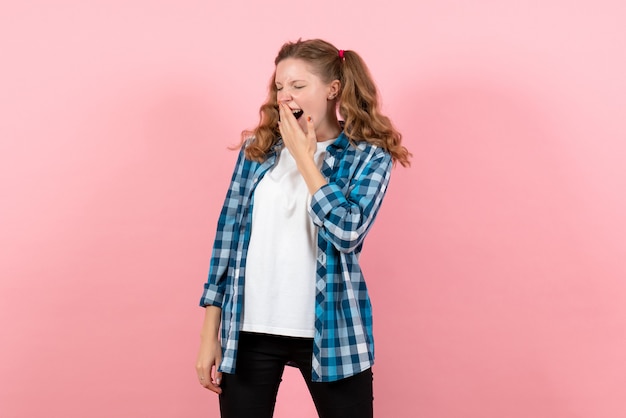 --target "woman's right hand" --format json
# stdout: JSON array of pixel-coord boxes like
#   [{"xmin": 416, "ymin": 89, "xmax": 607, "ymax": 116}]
[
  {"xmin": 196, "ymin": 305, "xmax": 223, "ymax": 394},
  {"xmin": 196, "ymin": 337, "xmax": 223, "ymax": 394}
]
